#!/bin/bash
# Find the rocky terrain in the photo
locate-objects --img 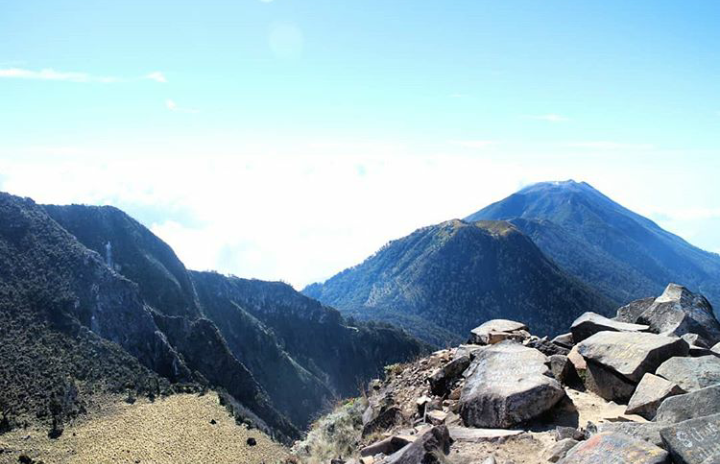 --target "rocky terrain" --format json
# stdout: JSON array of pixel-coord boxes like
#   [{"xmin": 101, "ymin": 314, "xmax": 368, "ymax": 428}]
[
  {"xmin": 304, "ymin": 219, "xmax": 613, "ymax": 346},
  {"xmin": 0, "ymin": 192, "xmax": 424, "ymax": 450},
  {"xmin": 294, "ymin": 283, "xmax": 720, "ymax": 464}
]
